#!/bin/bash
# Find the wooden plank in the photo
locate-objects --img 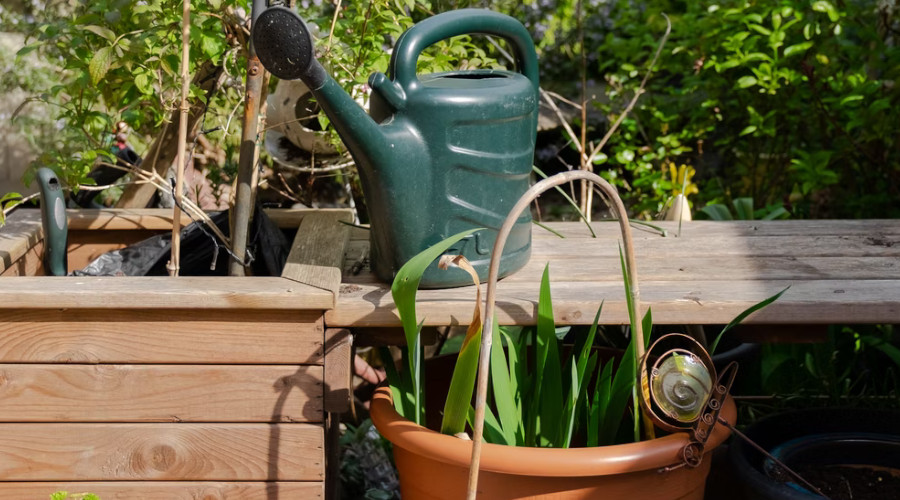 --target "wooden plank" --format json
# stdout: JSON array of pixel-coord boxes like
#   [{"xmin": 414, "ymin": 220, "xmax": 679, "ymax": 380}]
[
  {"xmin": 282, "ymin": 210, "xmax": 354, "ymax": 306},
  {"xmin": 0, "ymin": 482, "xmax": 323, "ymax": 499},
  {"xmin": 0, "ymin": 423, "xmax": 323, "ymax": 481},
  {"xmin": 66, "ymin": 209, "xmax": 193, "ymax": 231},
  {"xmin": 0, "ymin": 364, "xmax": 324, "ymax": 423},
  {"xmin": 0, "ymin": 209, "xmax": 43, "ymax": 274},
  {"xmin": 0, "ymin": 240, "xmax": 43, "ymax": 277},
  {"xmin": 66, "ymin": 229, "xmax": 162, "ymax": 271},
  {"xmin": 526, "ymin": 233, "xmax": 900, "ymax": 259},
  {"xmin": 491, "ymin": 256, "xmax": 900, "ymax": 283},
  {"xmin": 328, "ymin": 279, "xmax": 900, "ymax": 327},
  {"xmin": 341, "ymin": 255, "xmax": 900, "ymax": 284},
  {"xmin": 323, "ymin": 329, "xmax": 352, "ymax": 414},
  {"xmin": 541, "ymin": 219, "xmax": 900, "ymax": 239},
  {"xmin": 0, "ymin": 309, "xmax": 324, "ymax": 364},
  {"xmin": 0, "ymin": 276, "xmax": 333, "ymax": 310}
]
